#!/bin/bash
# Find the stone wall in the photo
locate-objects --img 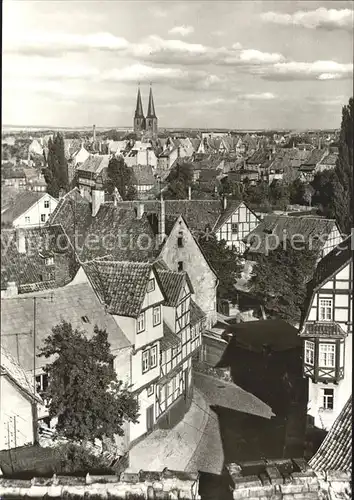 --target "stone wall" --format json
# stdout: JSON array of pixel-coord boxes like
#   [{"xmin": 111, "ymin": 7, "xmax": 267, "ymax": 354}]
[
  {"xmin": 226, "ymin": 459, "xmax": 351, "ymax": 500},
  {"xmin": 0, "ymin": 469, "xmax": 200, "ymax": 499}
]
